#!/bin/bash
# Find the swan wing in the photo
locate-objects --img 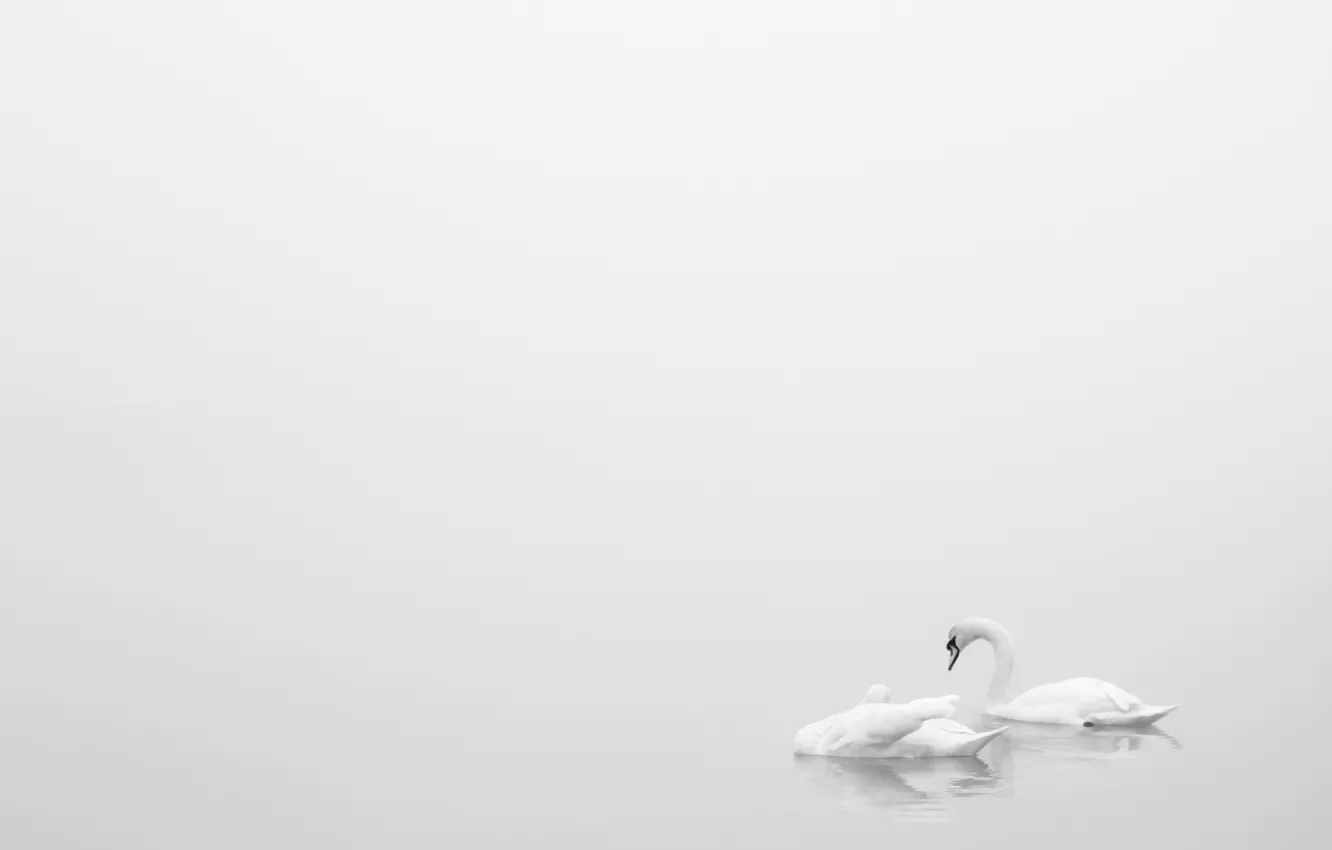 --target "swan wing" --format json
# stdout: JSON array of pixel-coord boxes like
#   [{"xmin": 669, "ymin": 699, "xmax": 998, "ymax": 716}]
[
  {"xmin": 1098, "ymin": 681, "xmax": 1139, "ymax": 713},
  {"xmin": 817, "ymin": 696, "xmax": 958, "ymax": 755},
  {"xmin": 923, "ymin": 717, "xmax": 976, "ymax": 735},
  {"xmin": 906, "ymin": 695, "xmax": 960, "ymax": 719},
  {"xmin": 856, "ymin": 696, "xmax": 958, "ymax": 743},
  {"xmin": 999, "ymin": 679, "xmax": 1155, "ymax": 725},
  {"xmin": 886, "ymin": 721, "xmax": 1008, "ymax": 757}
]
